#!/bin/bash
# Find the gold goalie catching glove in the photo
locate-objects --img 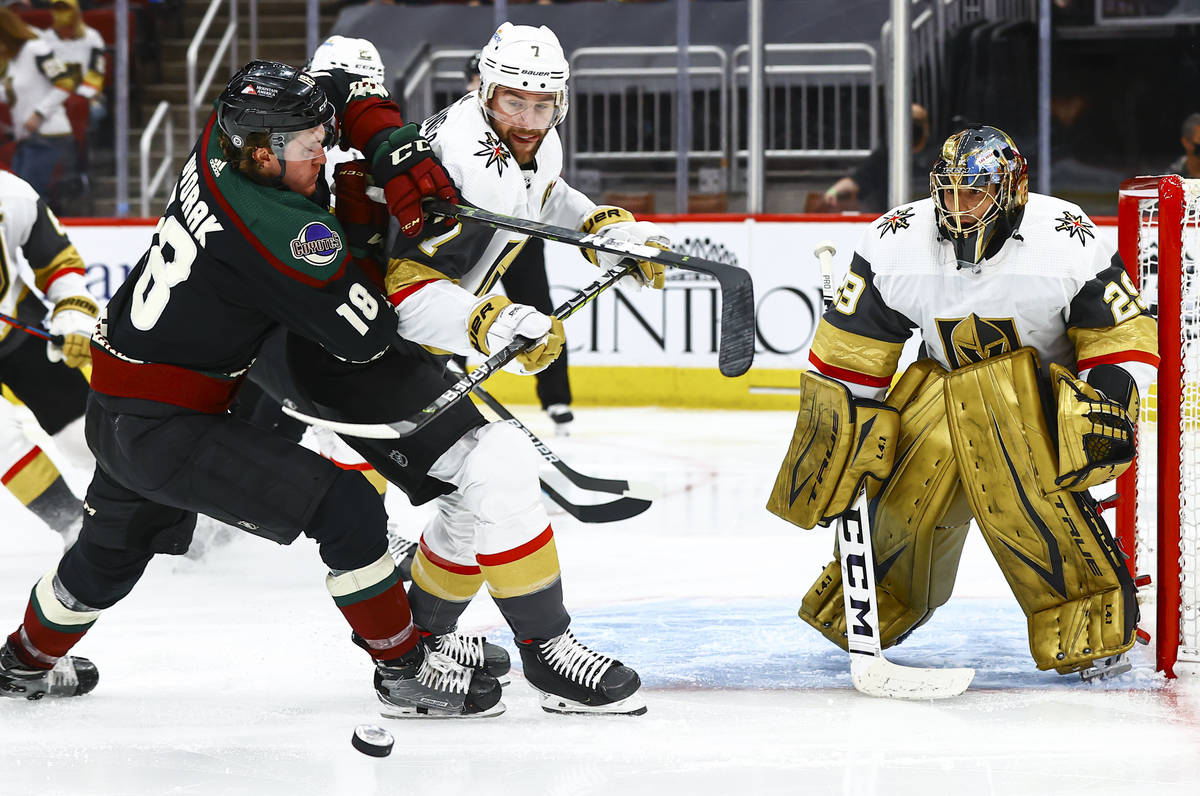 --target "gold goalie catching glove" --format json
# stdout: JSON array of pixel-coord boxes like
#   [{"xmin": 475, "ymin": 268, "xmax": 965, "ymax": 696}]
[
  {"xmin": 1051, "ymin": 362, "xmax": 1138, "ymax": 491},
  {"xmin": 580, "ymin": 206, "xmax": 669, "ymax": 289},
  {"xmin": 46, "ymin": 294, "xmax": 99, "ymax": 370},
  {"xmin": 468, "ymin": 294, "xmax": 565, "ymax": 375},
  {"xmin": 767, "ymin": 370, "xmax": 900, "ymax": 528}
]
